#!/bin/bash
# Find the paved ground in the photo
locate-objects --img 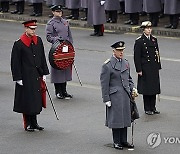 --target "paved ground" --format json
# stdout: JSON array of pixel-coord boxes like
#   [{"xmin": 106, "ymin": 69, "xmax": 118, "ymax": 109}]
[{"xmin": 0, "ymin": 17, "xmax": 180, "ymax": 154}]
